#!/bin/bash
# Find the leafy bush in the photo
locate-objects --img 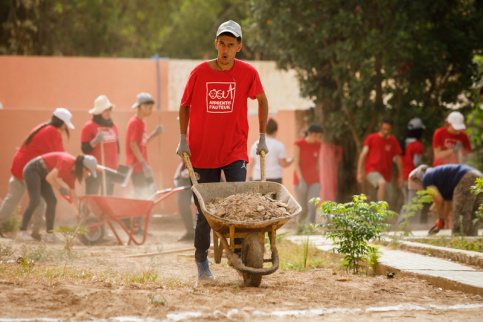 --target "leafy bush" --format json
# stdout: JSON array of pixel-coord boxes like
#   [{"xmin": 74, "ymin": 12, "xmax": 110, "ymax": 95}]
[
  {"xmin": 398, "ymin": 188, "xmax": 435, "ymax": 231},
  {"xmin": 470, "ymin": 177, "xmax": 483, "ymax": 231},
  {"xmin": 313, "ymin": 194, "xmax": 395, "ymax": 273}
]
